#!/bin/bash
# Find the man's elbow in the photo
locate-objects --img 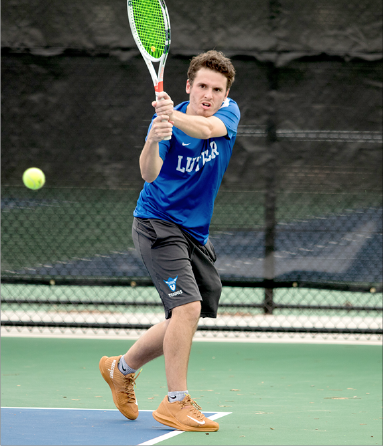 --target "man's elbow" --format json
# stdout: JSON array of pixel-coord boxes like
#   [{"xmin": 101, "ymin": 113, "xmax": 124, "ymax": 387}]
[
  {"xmin": 201, "ymin": 129, "xmax": 213, "ymax": 140},
  {"xmin": 202, "ymin": 118, "xmax": 227, "ymax": 139},
  {"xmin": 140, "ymin": 163, "xmax": 161, "ymax": 183},
  {"xmin": 200, "ymin": 124, "xmax": 214, "ymax": 140},
  {"xmin": 141, "ymin": 170, "xmax": 158, "ymax": 183},
  {"xmin": 139, "ymin": 155, "xmax": 160, "ymax": 183}
]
